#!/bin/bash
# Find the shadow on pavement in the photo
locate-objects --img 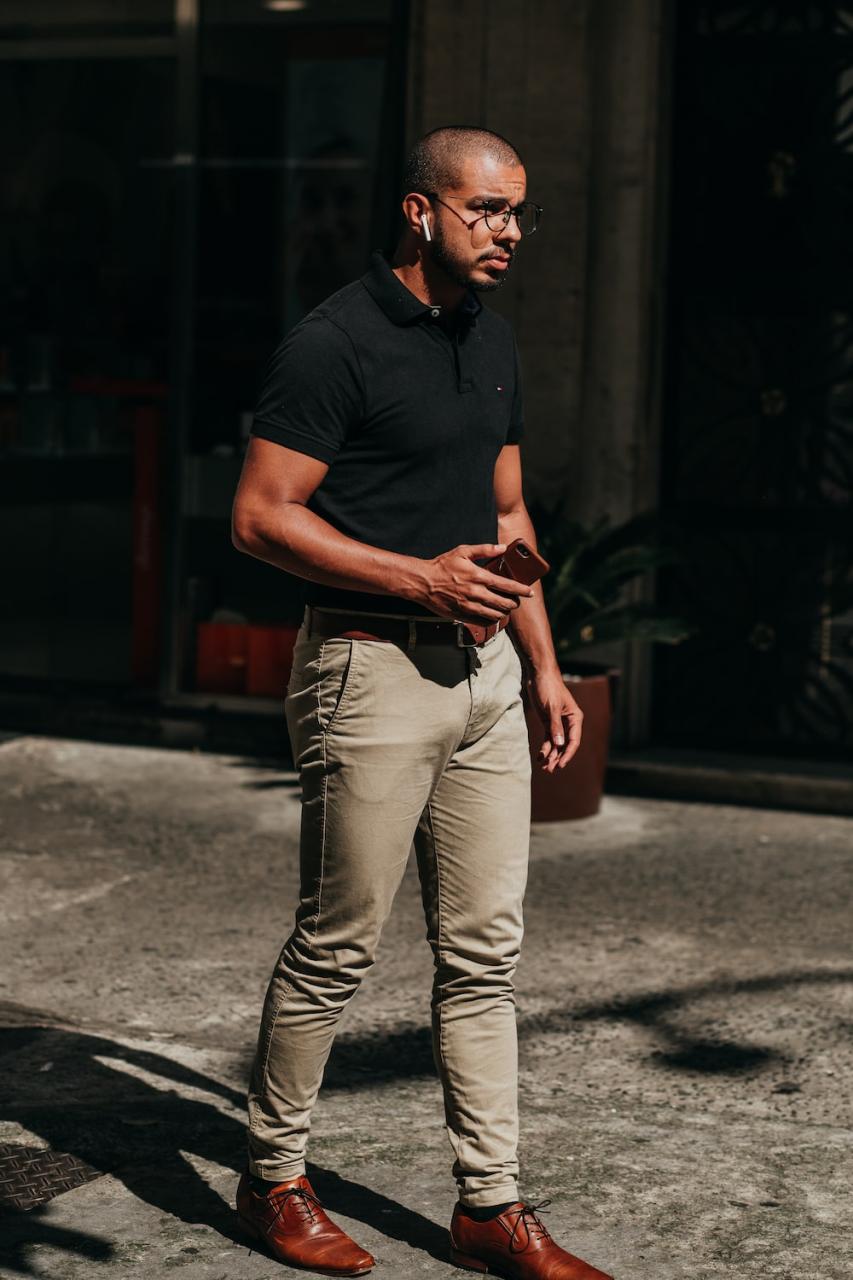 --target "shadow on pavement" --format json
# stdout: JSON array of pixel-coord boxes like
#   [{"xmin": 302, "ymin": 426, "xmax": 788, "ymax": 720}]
[
  {"xmin": 3, "ymin": 967, "xmax": 851, "ymax": 1272},
  {"xmin": 0, "ymin": 1211, "xmax": 114, "ymax": 1278},
  {"xmin": 311, "ymin": 965, "xmax": 853, "ymax": 1088},
  {"xmin": 554, "ymin": 966, "xmax": 853, "ymax": 1074},
  {"xmin": 0, "ymin": 1009, "xmax": 447, "ymax": 1277}
]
